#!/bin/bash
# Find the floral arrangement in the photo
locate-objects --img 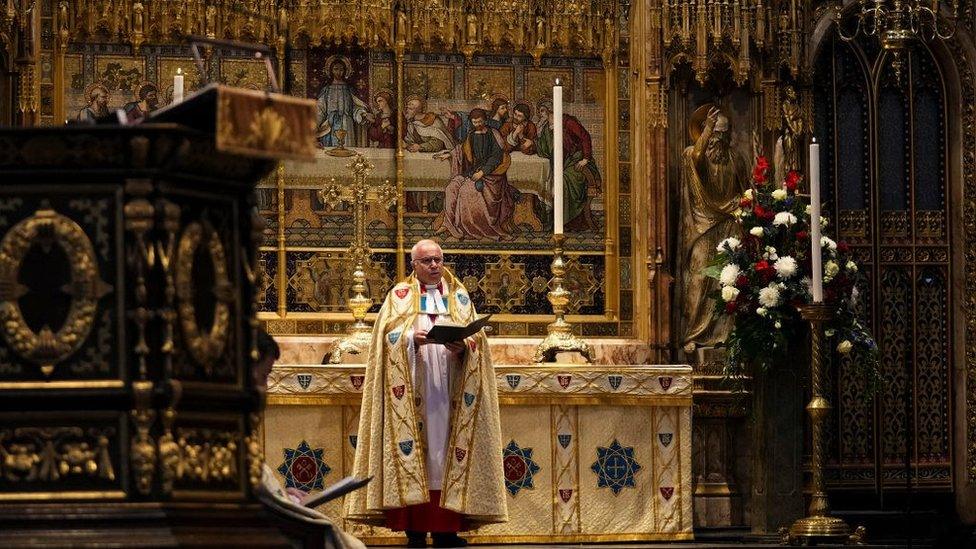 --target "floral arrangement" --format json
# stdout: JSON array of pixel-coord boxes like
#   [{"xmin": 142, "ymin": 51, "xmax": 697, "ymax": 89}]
[{"xmin": 706, "ymin": 156, "xmax": 880, "ymax": 386}]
